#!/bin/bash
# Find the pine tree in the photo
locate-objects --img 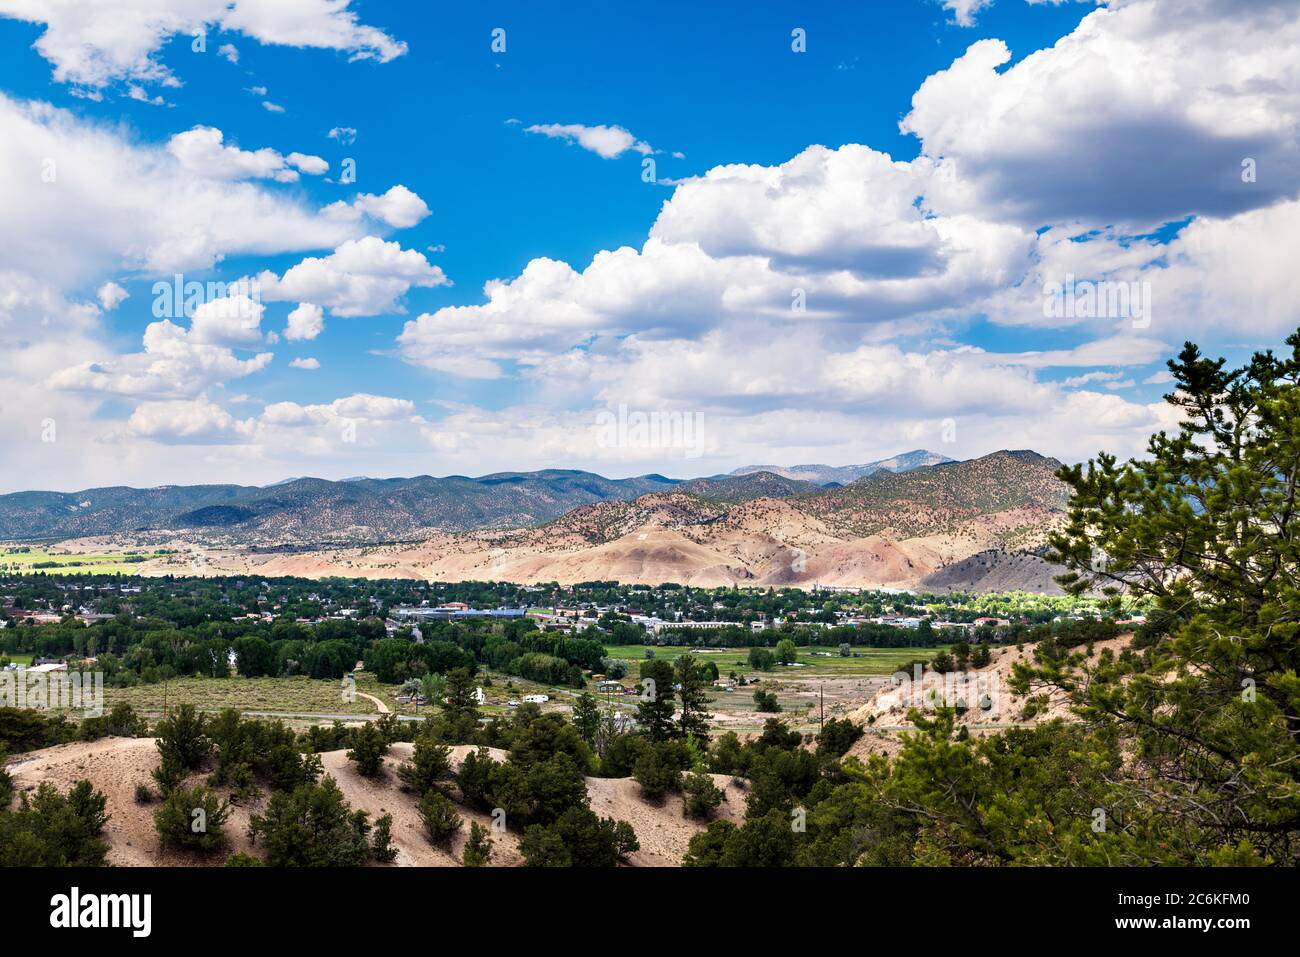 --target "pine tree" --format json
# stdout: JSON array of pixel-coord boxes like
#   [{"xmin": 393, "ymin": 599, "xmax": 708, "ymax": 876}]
[
  {"xmin": 371, "ymin": 813, "xmax": 398, "ymax": 862},
  {"xmin": 572, "ymin": 692, "xmax": 601, "ymax": 748},
  {"xmin": 397, "ymin": 734, "xmax": 452, "ymax": 795},
  {"xmin": 462, "ymin": 821, "xmax": 494, "ymax": 866},
  {"xmin": 675, "ymin": 653, "xmax": 712, "ymax": 741},
  {"xmin": 635, "ymin": 659, "xmax": 676, "ymax": 742},
  {"xmin": 1029, "ymin": 330, "xmax": 1300, "ymax": 862},
  {"xmin": 419, "ymin": 791, "xmax": 462, "ymax": 847},
  {"xmin": 346, "ymin": 722, "xmax": 389, "ymax": 778}
]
